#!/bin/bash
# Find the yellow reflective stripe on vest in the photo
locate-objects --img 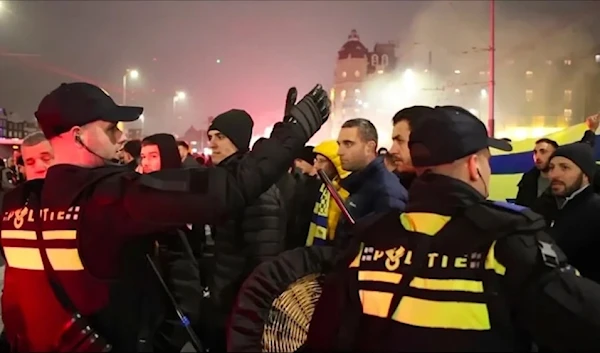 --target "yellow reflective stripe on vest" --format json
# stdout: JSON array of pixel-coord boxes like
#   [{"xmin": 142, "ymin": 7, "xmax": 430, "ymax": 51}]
[
  {"xmin": 393, "ymin": 297, "xmax": 491, "ymax": 330},
  {"xmin": 1, "ymin": 230, "xmax": 83, "ymax": 271},
  {"xmin": 359, "ymin": 290, "xmax": 394, "ymax": 318}
]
